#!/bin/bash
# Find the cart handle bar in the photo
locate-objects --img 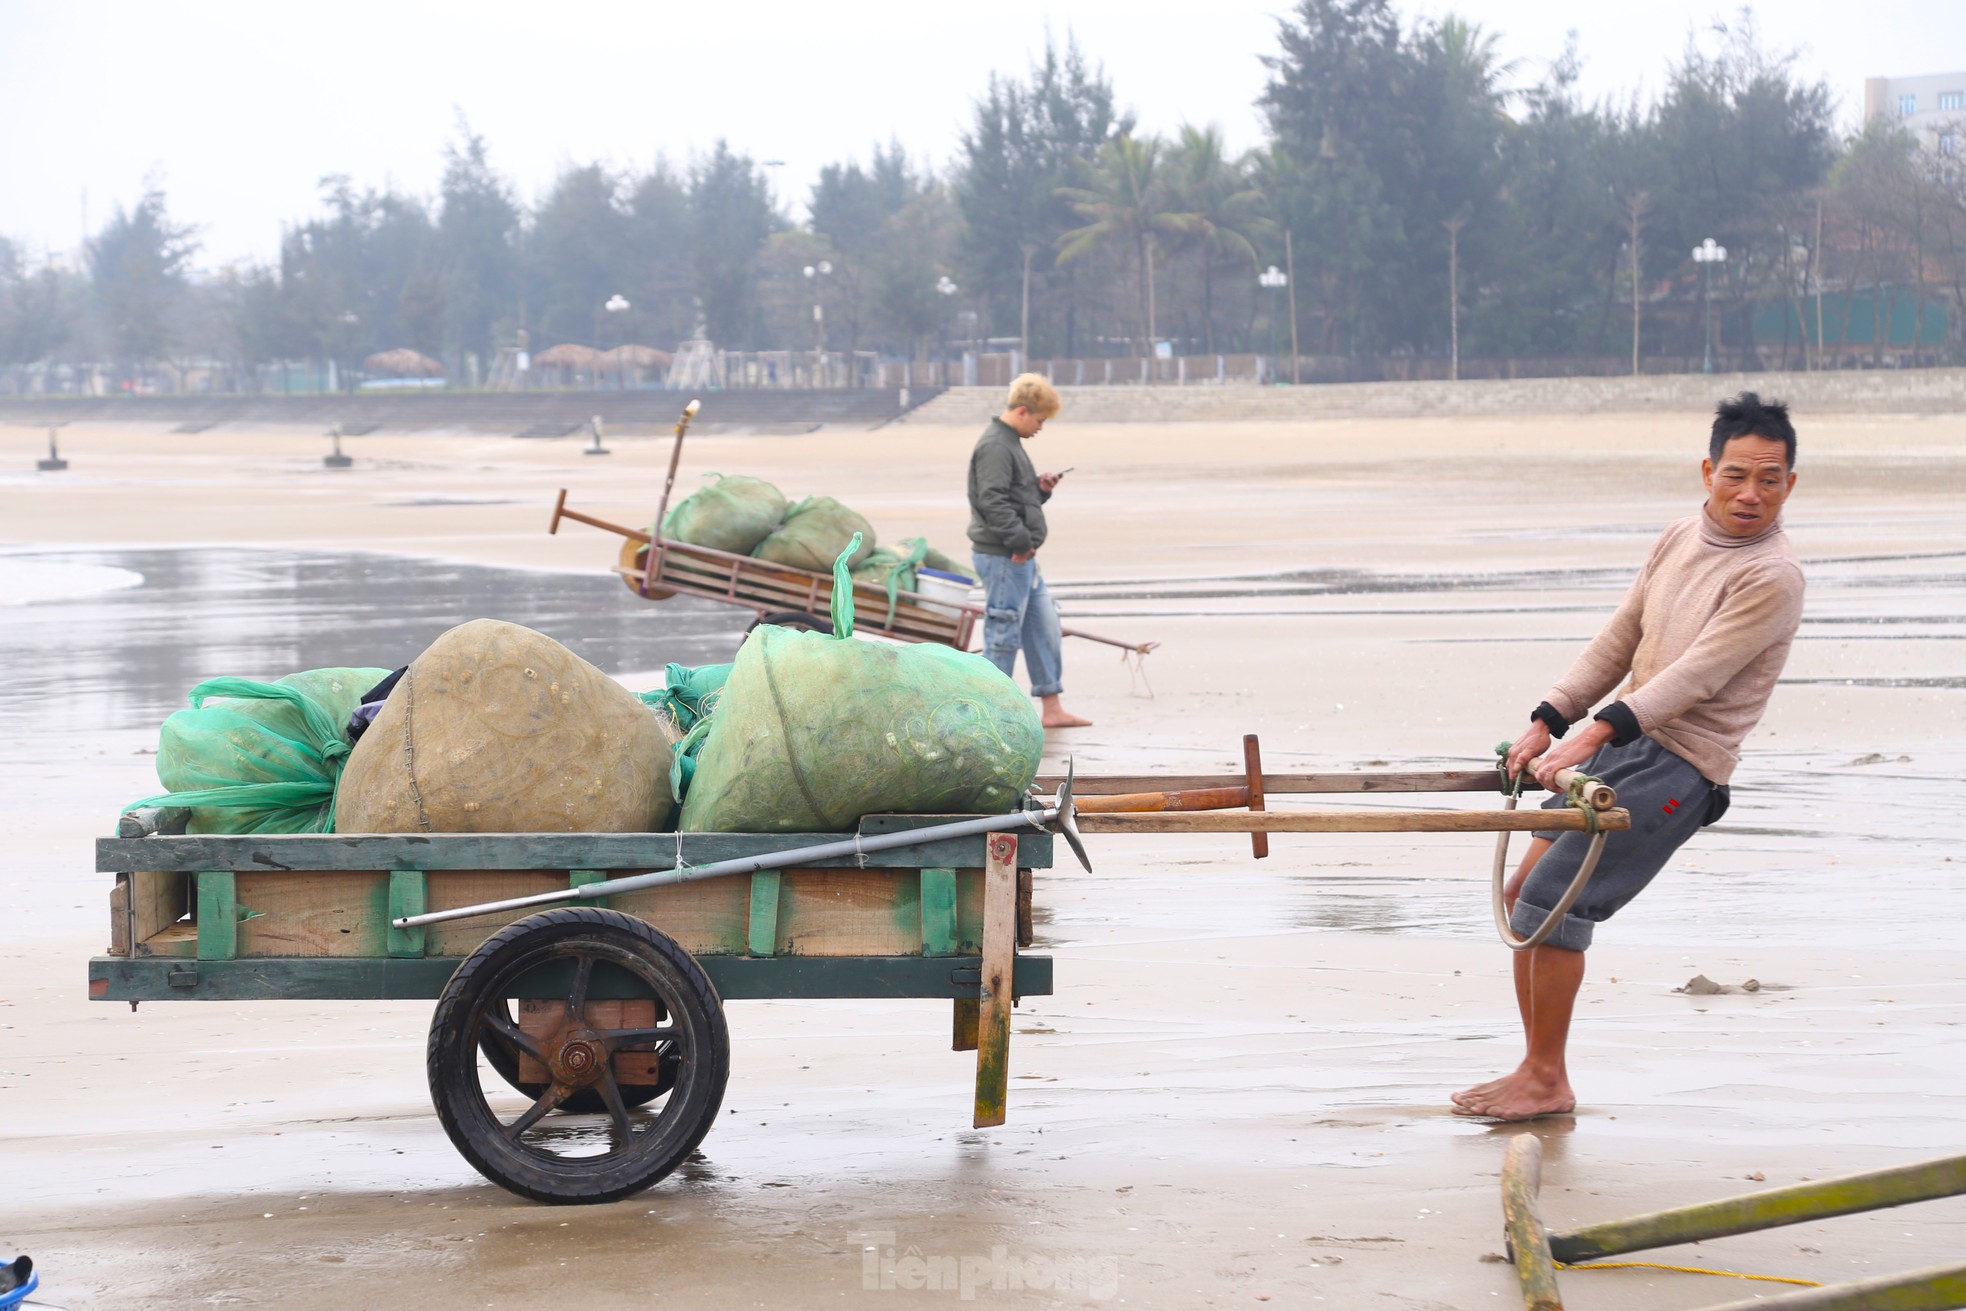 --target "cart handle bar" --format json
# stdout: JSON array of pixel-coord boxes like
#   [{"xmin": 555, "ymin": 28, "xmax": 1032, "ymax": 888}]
[{"xmin": 392, "ymin": 762, "xmax": 1090, "ymax": 930}]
